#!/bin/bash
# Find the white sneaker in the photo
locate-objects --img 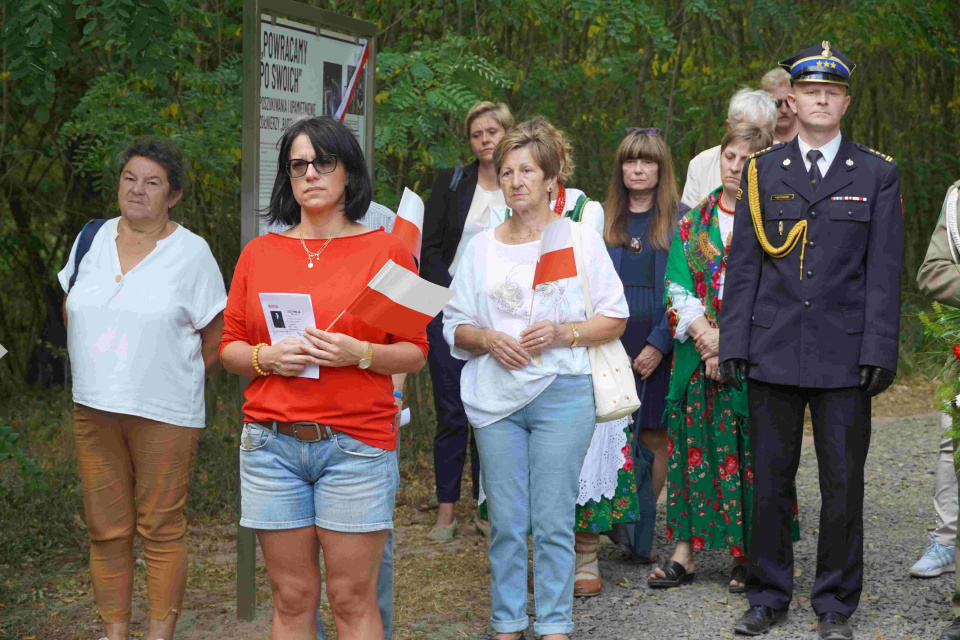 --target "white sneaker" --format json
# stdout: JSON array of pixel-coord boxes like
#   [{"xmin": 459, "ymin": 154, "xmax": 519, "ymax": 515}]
[{"xmin": 910, "ymin": 531, "xmax": 956, "ymax": 578}]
